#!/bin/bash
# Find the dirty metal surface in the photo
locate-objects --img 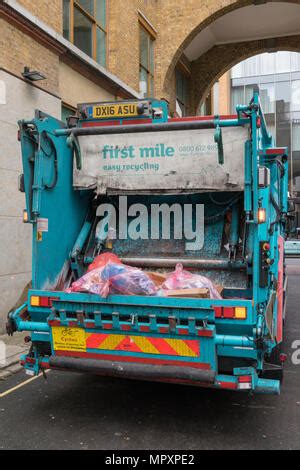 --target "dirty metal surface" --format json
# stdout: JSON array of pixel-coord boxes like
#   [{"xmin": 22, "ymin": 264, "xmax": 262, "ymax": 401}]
[{"xmin": 74, "ymin": 128, "xmax": 248, "ymax": 192}]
